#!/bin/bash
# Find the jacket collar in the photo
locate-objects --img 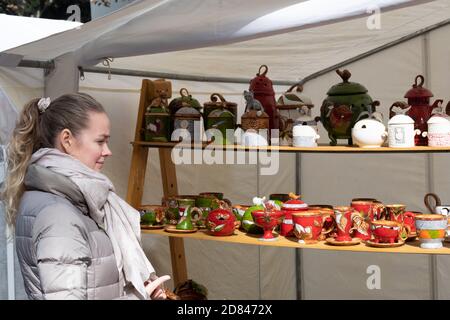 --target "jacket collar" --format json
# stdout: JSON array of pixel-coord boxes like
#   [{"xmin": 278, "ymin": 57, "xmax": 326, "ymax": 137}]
[{"xmin": 24, "ymin": 164, "xmax": 89, "ymax": 215}]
